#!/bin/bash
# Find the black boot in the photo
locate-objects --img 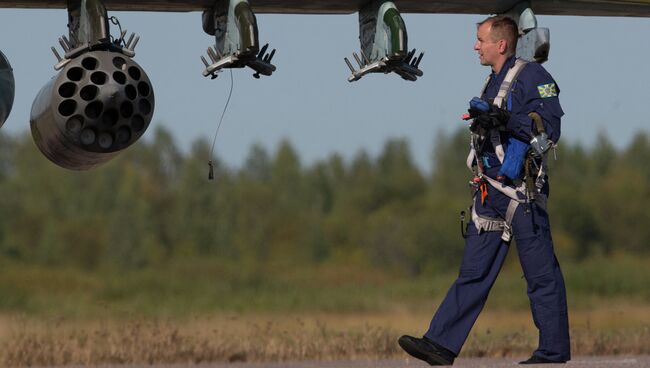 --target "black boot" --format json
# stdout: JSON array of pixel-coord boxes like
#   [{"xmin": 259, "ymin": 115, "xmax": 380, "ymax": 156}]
[
  {"xmin": 398, "ymin": 335, "xmax": 455, "ymax": 366},
  {"xmin": 519, "ymin": 355, "xmax": 566, "ymax": 364}
]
